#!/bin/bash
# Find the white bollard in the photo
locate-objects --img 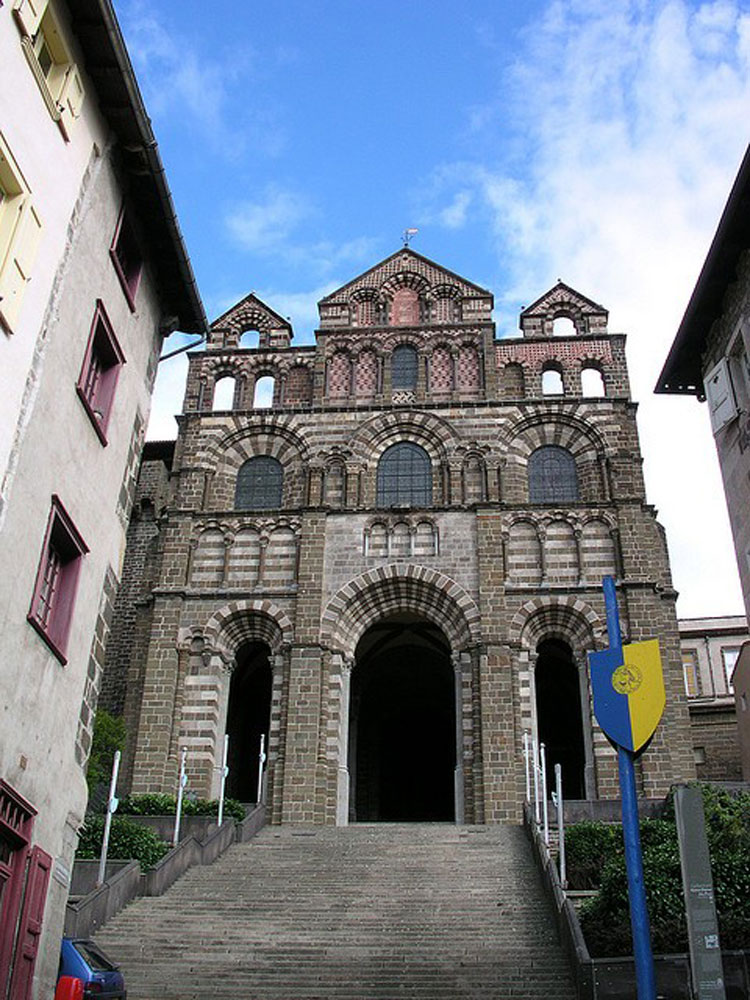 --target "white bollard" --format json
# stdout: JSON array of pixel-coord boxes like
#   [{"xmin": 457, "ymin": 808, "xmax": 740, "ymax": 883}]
[
  {"xmin": 217, "ymin": 734, "xmax": 229, "ymax": 826},
  {"xmin": 523, "ymin": 732, "xmax": 532, "ymax": 803},
  {"xmin": 555, "ymin": 763, "xmax": 566, "ymax": 887},
  {"xmin": 173, "ymin": 747, "xmax": 187, "ymax": 846},
  {"xmin": 256, "ymin": 734, "xmax": 267, "ymax": 804},
  {"xmin": 540, "ymin": 742, "xmax": 549, "ymax": 846},
  {"xmin": 97, "ymin": 750, "xmax": 121, "ymax": 887}
]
